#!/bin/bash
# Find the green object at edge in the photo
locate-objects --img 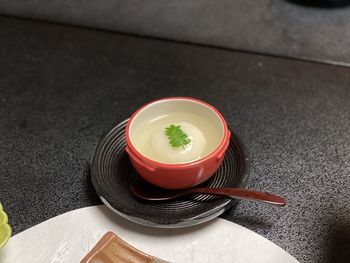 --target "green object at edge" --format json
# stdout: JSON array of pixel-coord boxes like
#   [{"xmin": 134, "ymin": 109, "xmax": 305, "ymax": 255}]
[{"xmin": 0, "ymin": 202, "xmax": 11, "ymax": 248}]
